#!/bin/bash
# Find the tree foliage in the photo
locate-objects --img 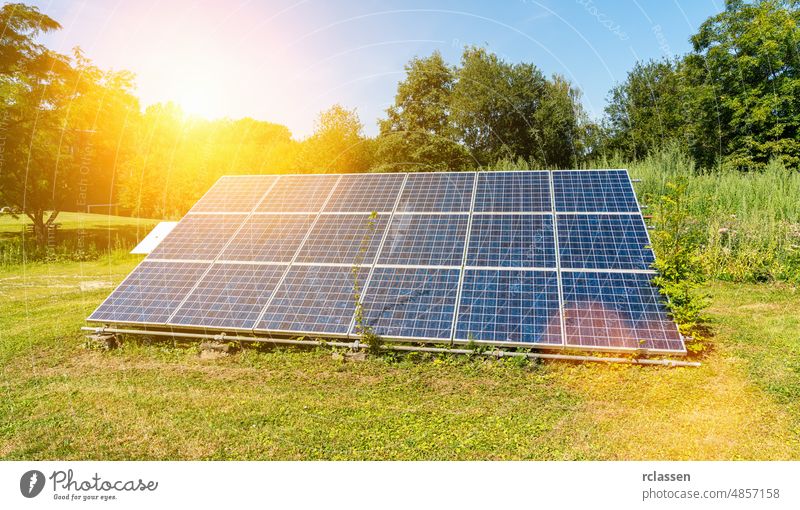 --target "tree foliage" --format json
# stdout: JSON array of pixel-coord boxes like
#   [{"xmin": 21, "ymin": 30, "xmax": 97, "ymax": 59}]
[
  {"xmin": 297, "ymin": 104, "xmax": 371, "ymax": 174},
  {"xmin": 377, "ymin": 47, "xmax": 591, "ymax": 171},
  {"xmin": 2, "ymin": 0, "xmax": 799, "ymax": 232},
  {"xmin": 0, "ymin": 4, "xmax": 128, "ymax": 246},
  {"xmin": 603, "ymin": 59, "xmax": 689, "ymax": 160},
  {"xmin": 375, "ymin": 52, "xmax": 471, "ymax": 172},
  {"xmin": 604, "ymin": 0, "xmax": 800, "ymax": 170}
]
